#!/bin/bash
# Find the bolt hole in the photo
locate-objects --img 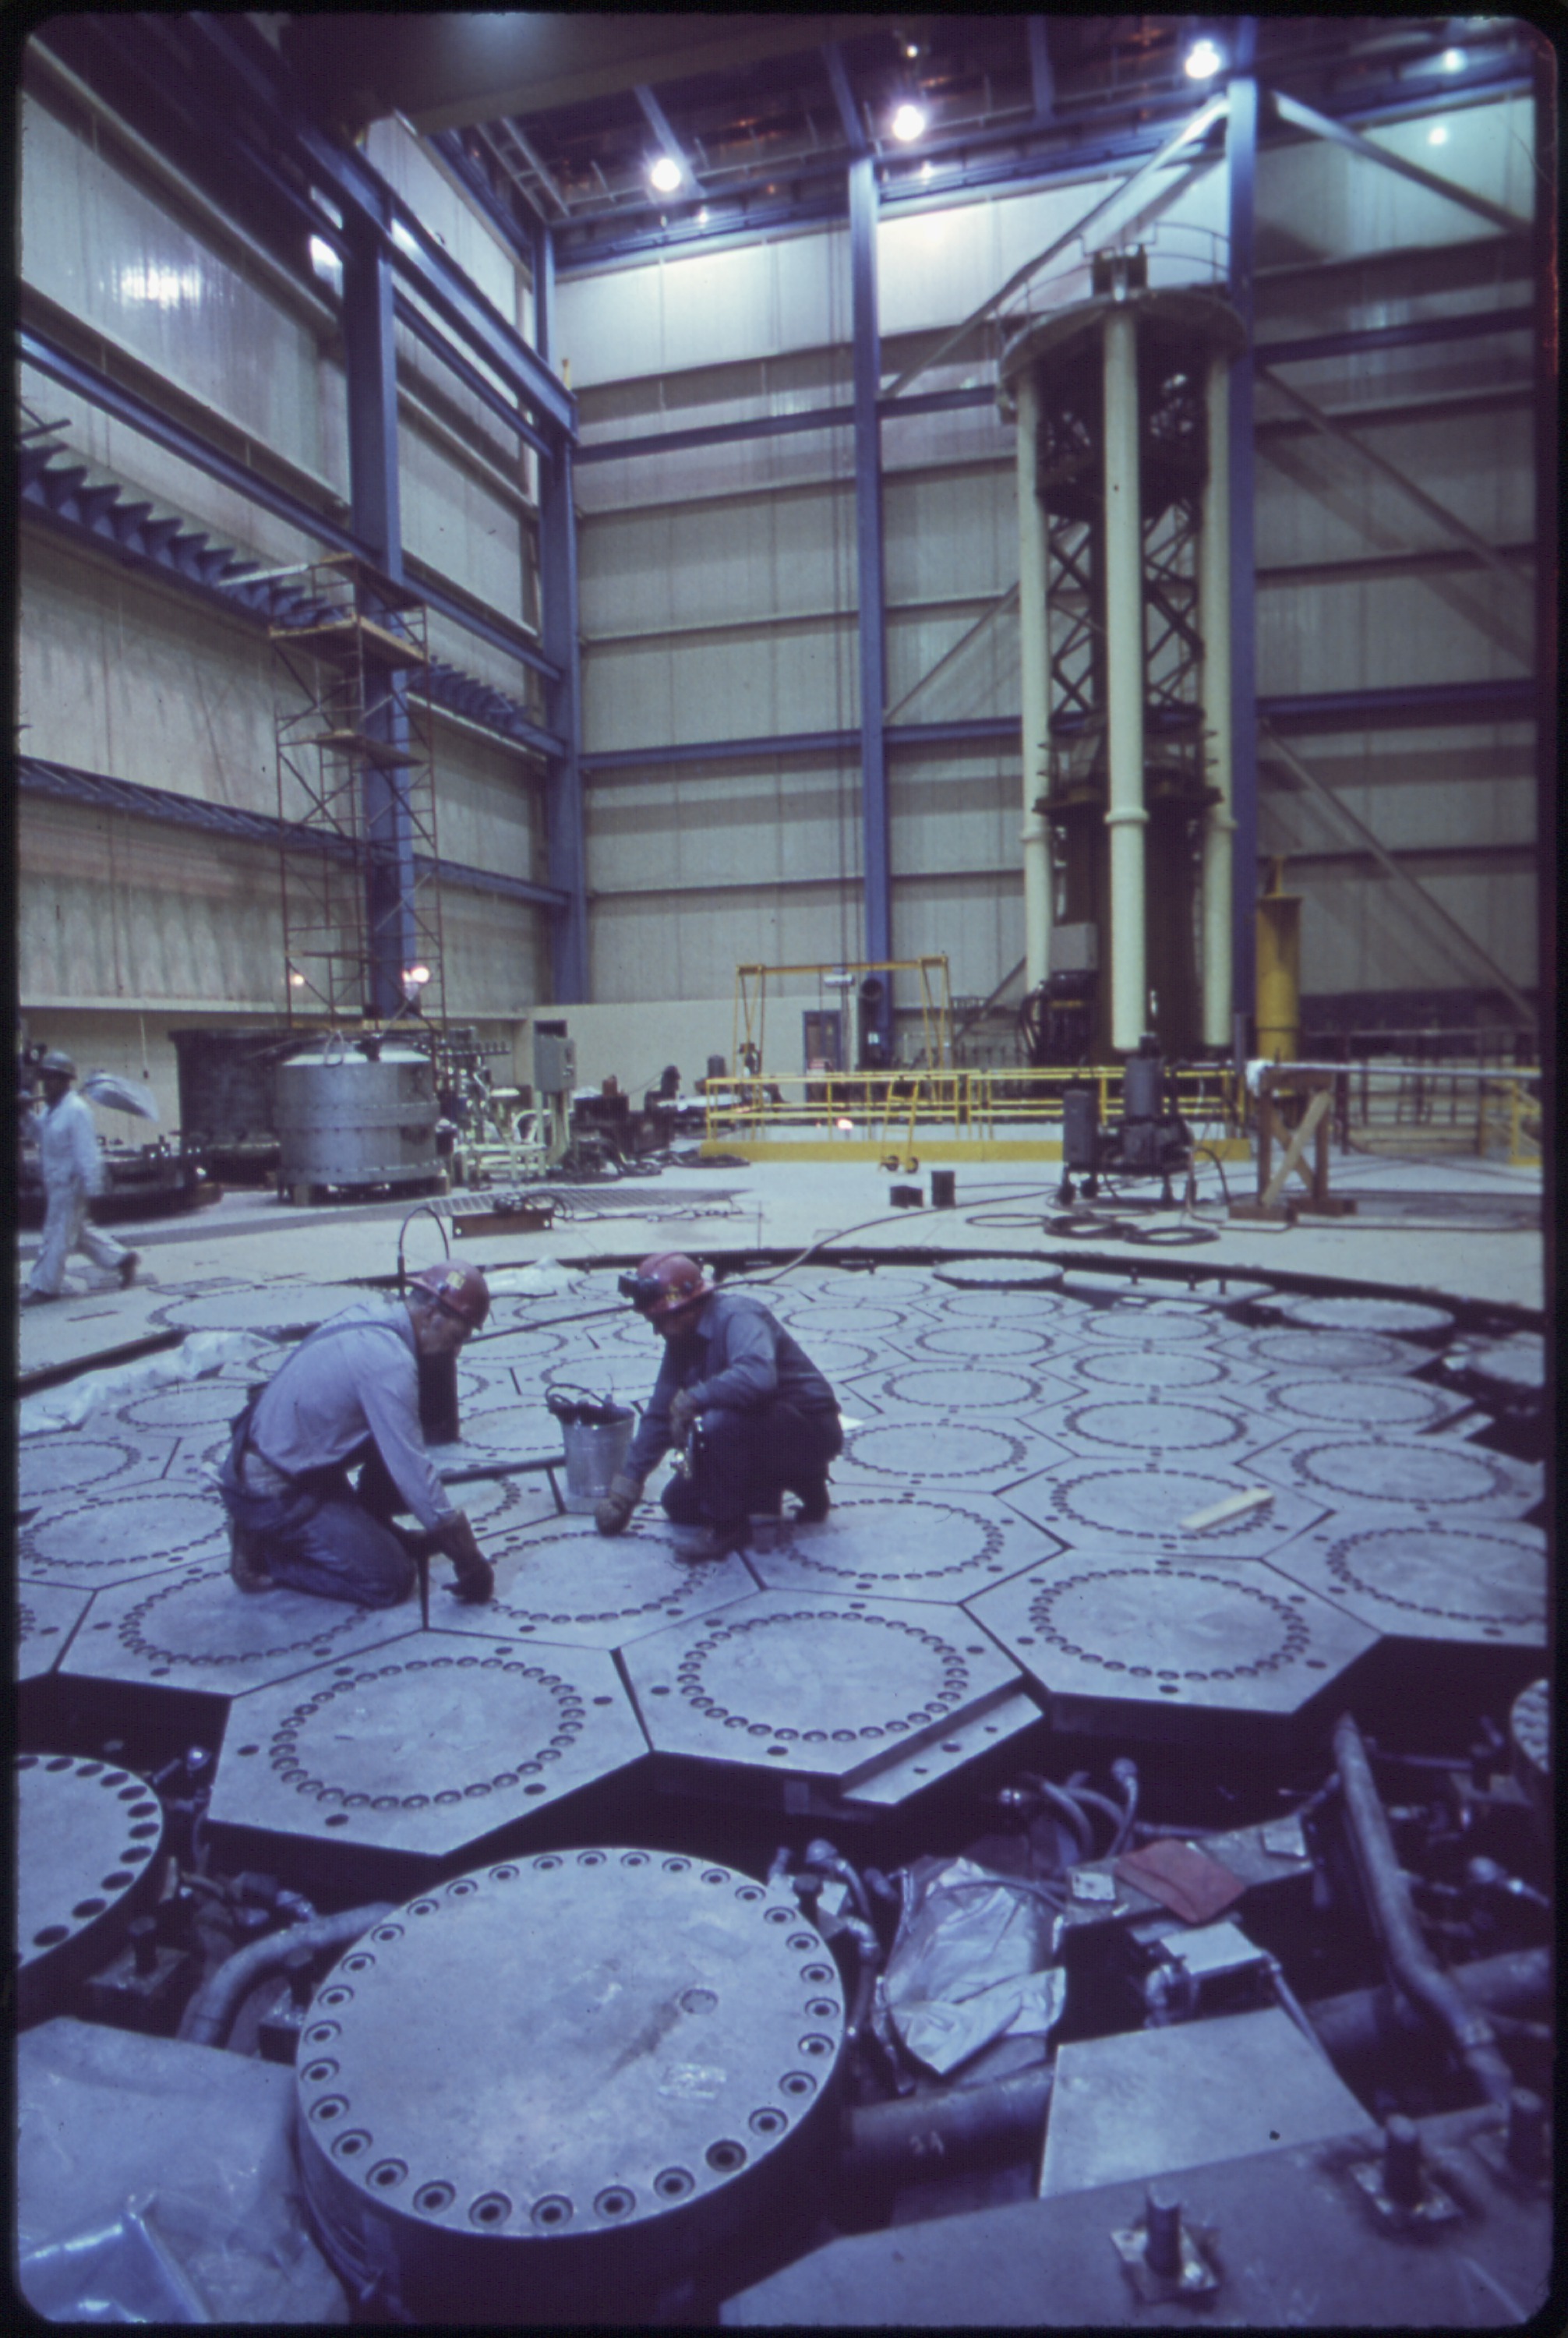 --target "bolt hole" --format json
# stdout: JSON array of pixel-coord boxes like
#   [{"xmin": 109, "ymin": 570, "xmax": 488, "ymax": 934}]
[
  {"xmin": 415, "ymin": 2183, "xmax": 455, "ymax": 2215},
  {"xmin": 706, "ymin": 2141, "xmax": 746, "ymax": 2174},
  {"xmin": 324, "ymin": 1813, "xmax": 349, "ymax": 1827}
]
